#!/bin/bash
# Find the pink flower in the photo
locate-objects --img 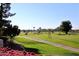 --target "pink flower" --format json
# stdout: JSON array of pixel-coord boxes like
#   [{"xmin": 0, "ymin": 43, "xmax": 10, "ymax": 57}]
[{"xmin": 0, "ymin": 47, "xmax": 38, "ymax": 56}]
